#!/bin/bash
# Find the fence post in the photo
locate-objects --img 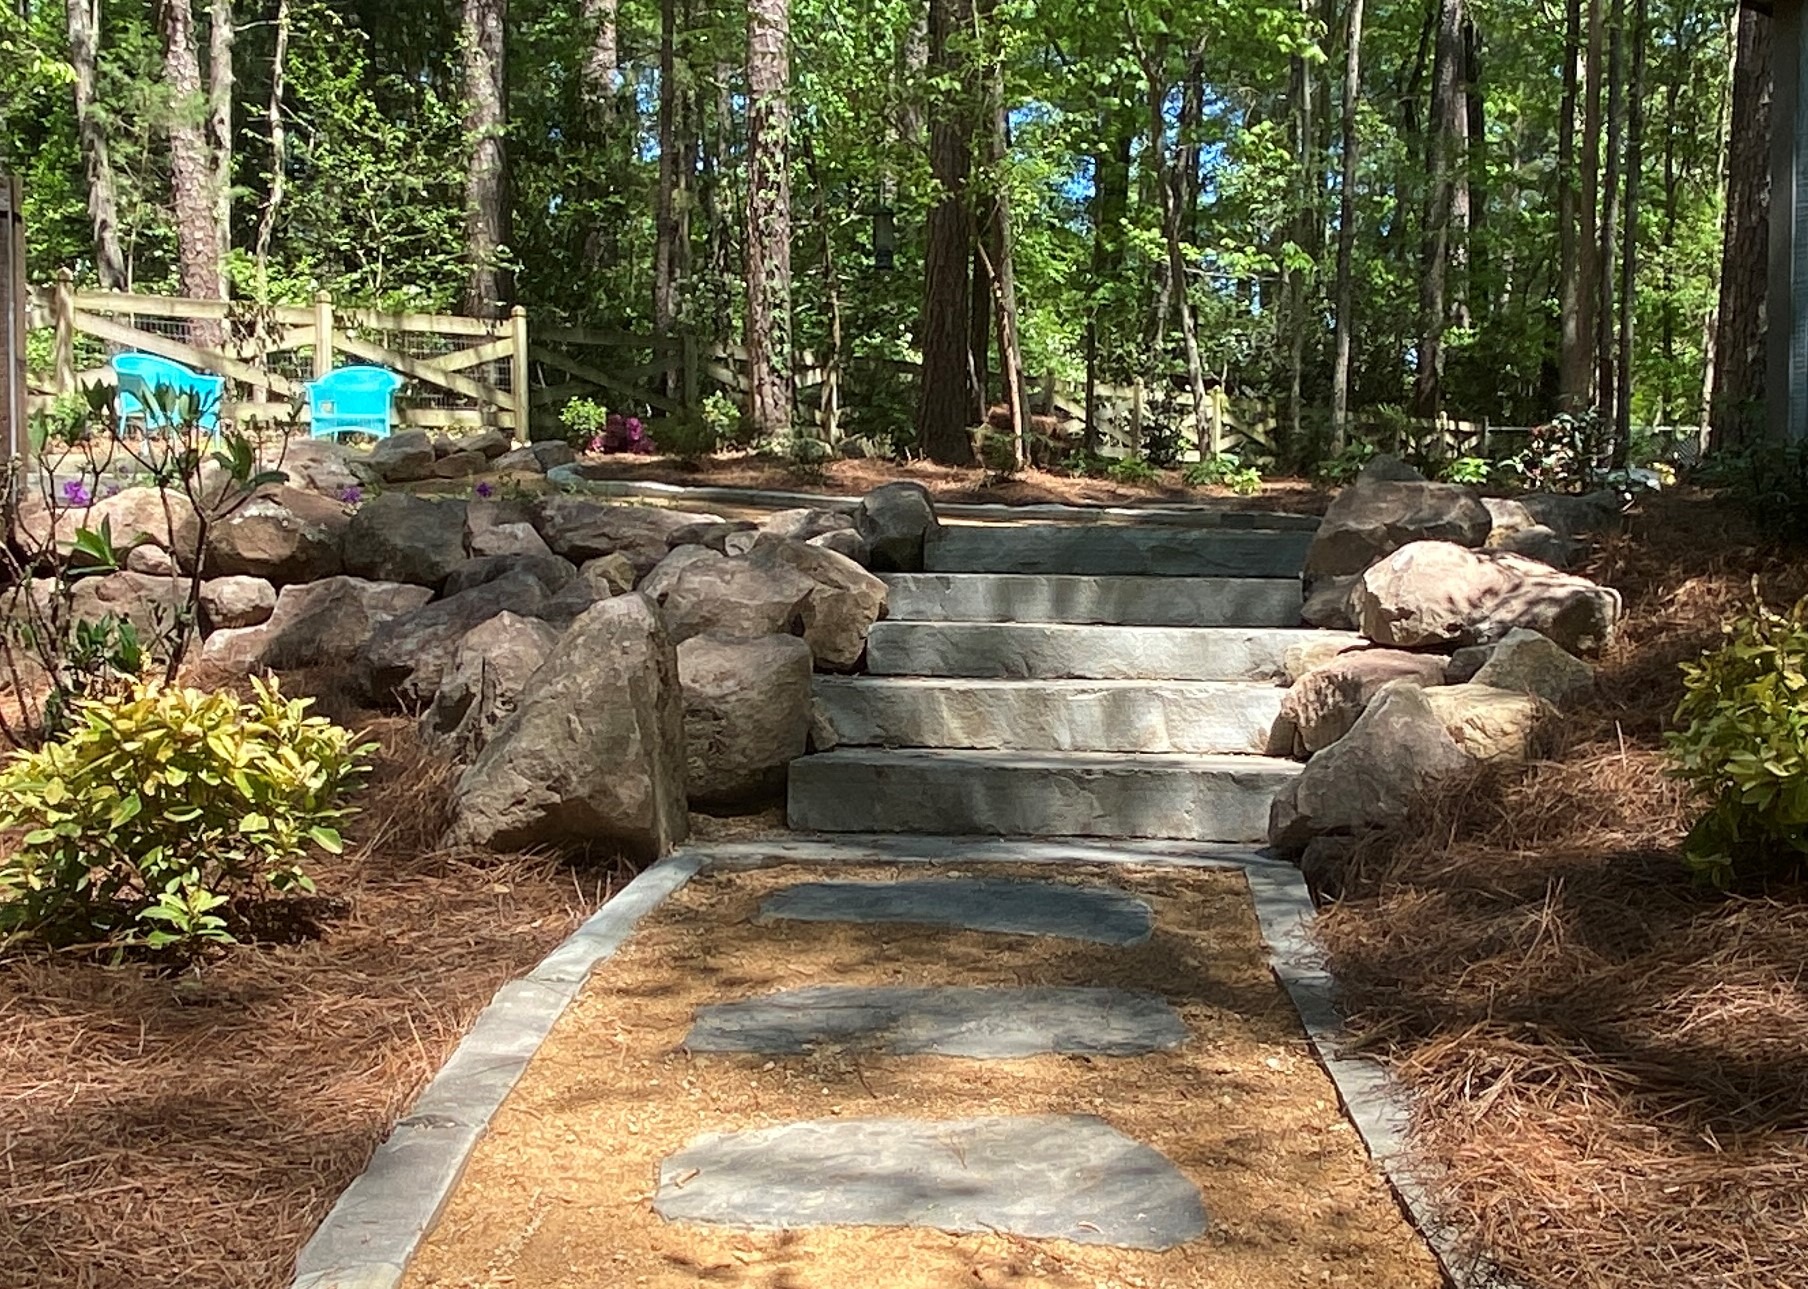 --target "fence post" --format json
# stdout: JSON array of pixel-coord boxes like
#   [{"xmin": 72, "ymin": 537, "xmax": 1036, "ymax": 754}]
[
  {"xmin": 312, "ymin": 290, "xmax": 333, "ymax": 380},
  {"xmin": 509, "ymin": 304, "xmax": 530, "ymax": 440},
  {"xmin": 53, "ymin": 268, "xmax": 74, "ymax": 396},
  {"xmin": 682, "ymin": 333, "xmax": 700, "ymax": 410}
]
